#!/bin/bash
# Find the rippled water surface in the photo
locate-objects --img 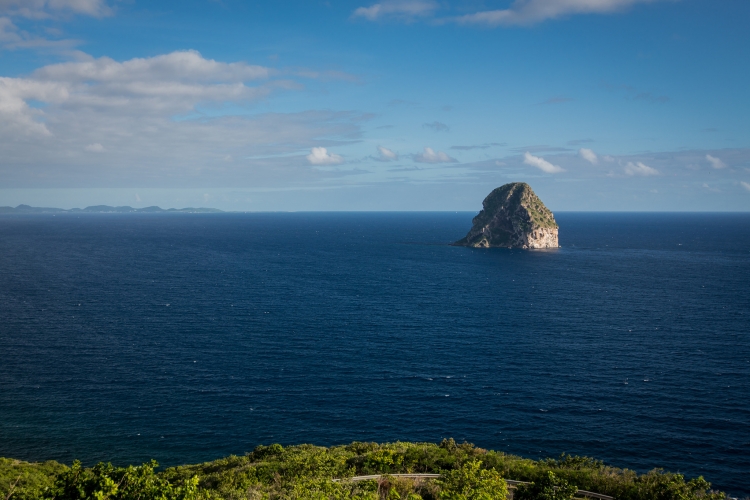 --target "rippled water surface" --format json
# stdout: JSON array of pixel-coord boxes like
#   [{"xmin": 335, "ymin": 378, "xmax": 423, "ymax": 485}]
[{"xmin": 0, "ymin": 213, "xmax": 748, "ymax": 495}]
